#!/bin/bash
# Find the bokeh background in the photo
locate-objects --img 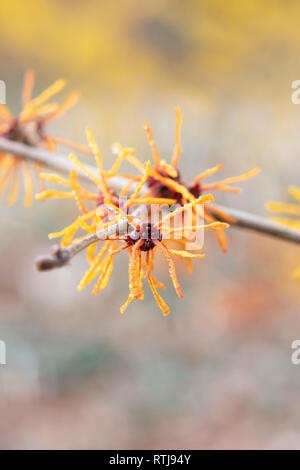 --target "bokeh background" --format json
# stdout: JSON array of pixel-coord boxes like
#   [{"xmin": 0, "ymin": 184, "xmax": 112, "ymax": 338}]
[{"xmin": 1, "ymin": 0, "xmax": 300, "ymax": 449}]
